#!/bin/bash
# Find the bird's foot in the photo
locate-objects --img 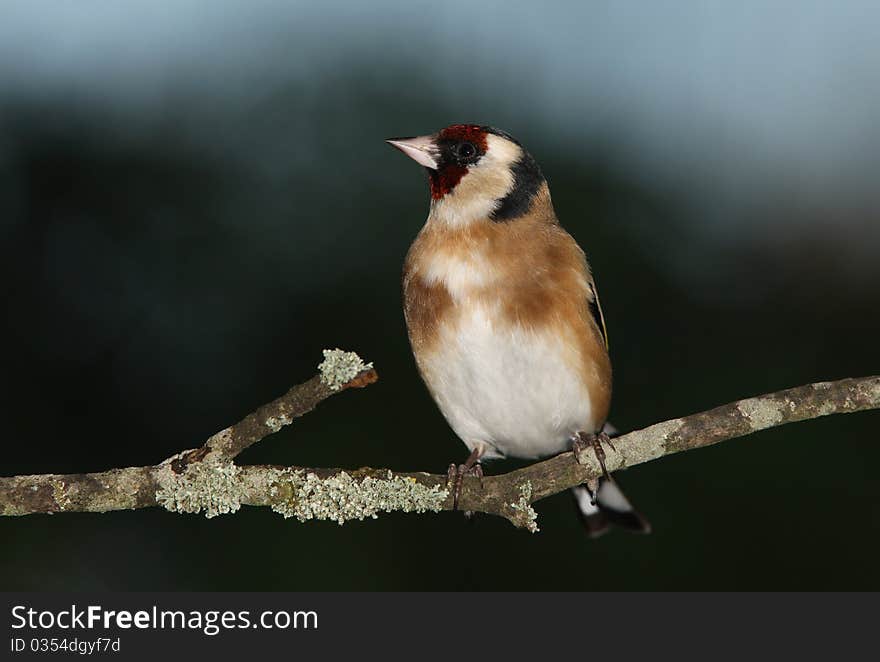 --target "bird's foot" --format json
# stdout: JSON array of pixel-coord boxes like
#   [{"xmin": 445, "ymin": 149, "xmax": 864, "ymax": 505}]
[
  {"xmin": 447, "ymin": 448, "xmax": 484, "ymax": 511},
  {"xmin": 447, "ymin": 462, "xmax": 483, "ymax": 511},
  {"xmin": 573, "ymin": 430, "xmax": 616, "ymax": 480}
]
